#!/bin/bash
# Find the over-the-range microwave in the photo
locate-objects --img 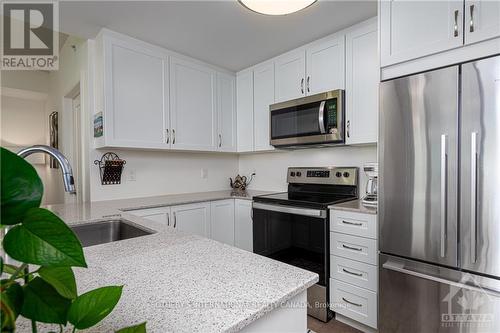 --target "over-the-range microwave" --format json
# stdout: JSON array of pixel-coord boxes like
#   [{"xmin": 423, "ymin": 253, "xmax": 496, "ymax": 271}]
[{"xmin": 269, "ymin": 90, "xmax": 345, "ymax": 148}]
